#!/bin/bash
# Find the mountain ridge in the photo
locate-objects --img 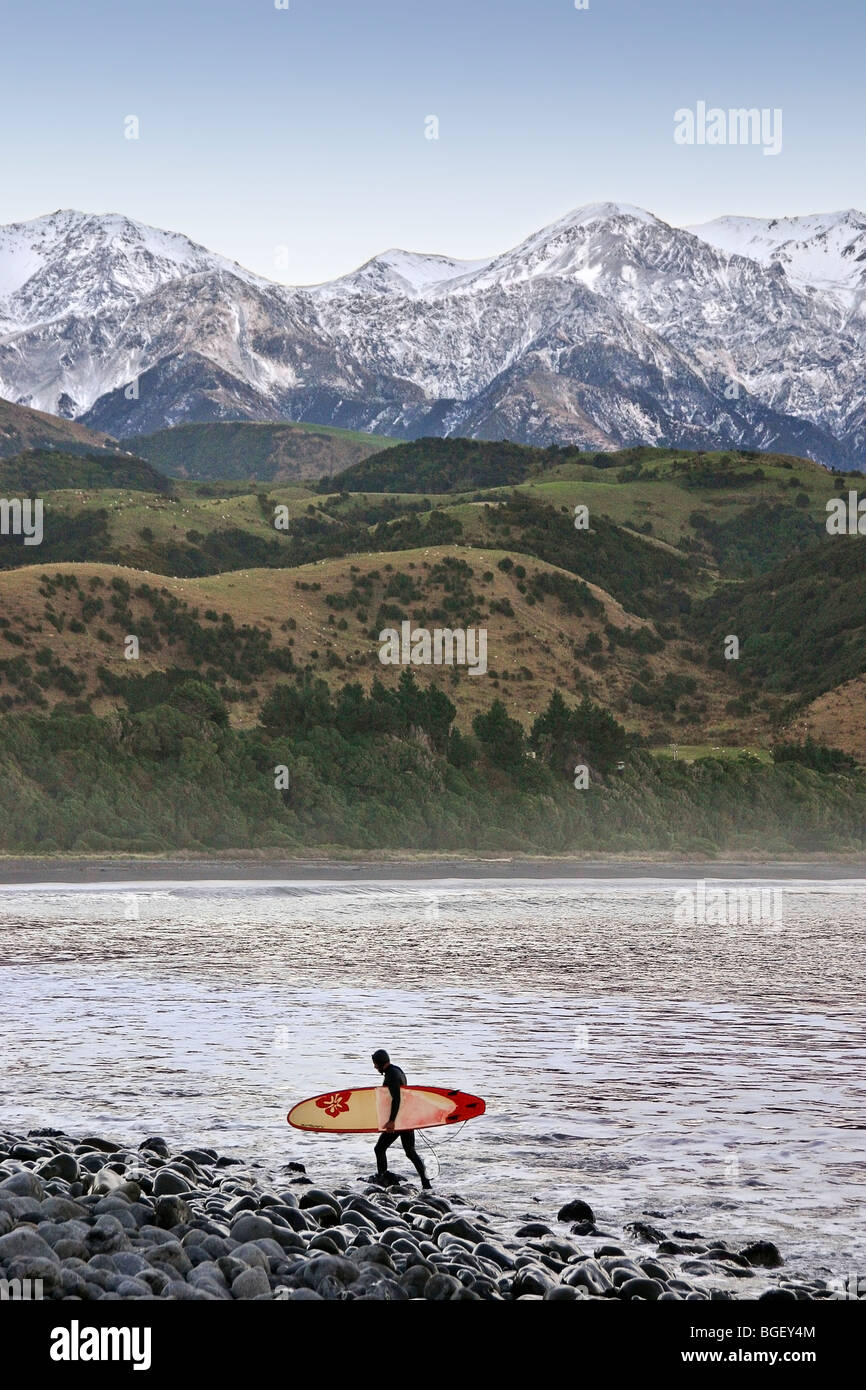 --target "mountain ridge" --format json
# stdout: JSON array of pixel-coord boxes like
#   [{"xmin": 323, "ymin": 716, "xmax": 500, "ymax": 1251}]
[{"xmin": 1, "ymin": 203, "xmax": 864, "ymax": 466}]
